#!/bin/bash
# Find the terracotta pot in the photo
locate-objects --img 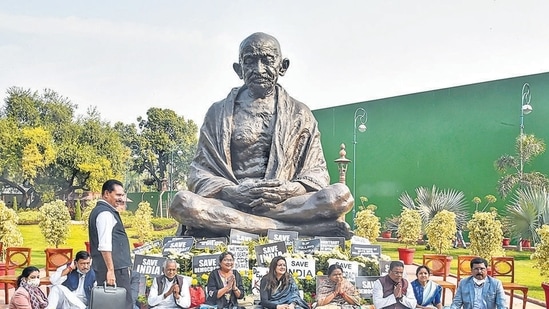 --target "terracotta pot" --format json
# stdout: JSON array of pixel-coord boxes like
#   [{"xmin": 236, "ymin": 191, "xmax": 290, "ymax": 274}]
[
  {"xmin": 133, "ymin": 242, "xmax": 144, "ymax": 248},
  {"xmin": 85, "ymin": 241, "xmax": 90, "ymax": 253},
  {"xmin": 542, "ymin": 282, "xmax": 549, "ymax": 309},
  {"xmin": 381, "ymin": 231, "xmax": 392, "ymax": 238},
  {"xmin": 521, "ymin": 239, "xmax": 531, "ymax": 248},
  {"xmin": 502, "ymin": 238, "xmax": 510, "ymax": 246},
  {"xmin": 397, "ymin": 247, "xmax": 416, "ymax": 265}
]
